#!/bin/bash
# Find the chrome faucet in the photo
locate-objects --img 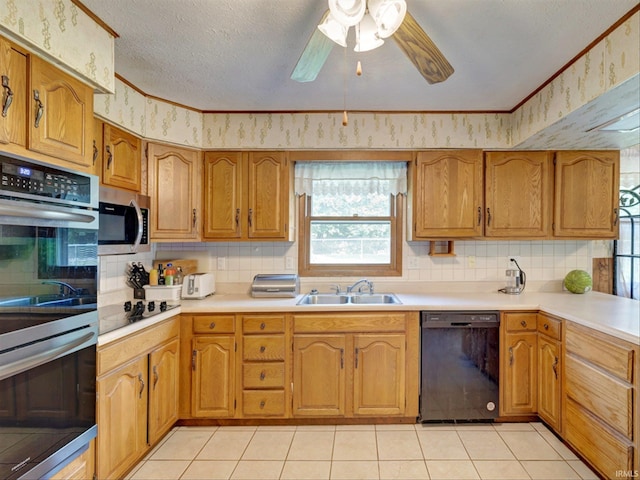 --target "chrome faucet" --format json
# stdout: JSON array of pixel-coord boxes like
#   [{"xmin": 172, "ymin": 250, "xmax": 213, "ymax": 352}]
[
  {"xmin": 42, "ymin": 280, "xmax": 82, "ymax": 297},
  {"xmin": 329, "ymin": 284, "xmax": 342, "ymax": 294},
  {"xmin": 346, "ymin": 279, "xmax": 374, "ymax": 294}
]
